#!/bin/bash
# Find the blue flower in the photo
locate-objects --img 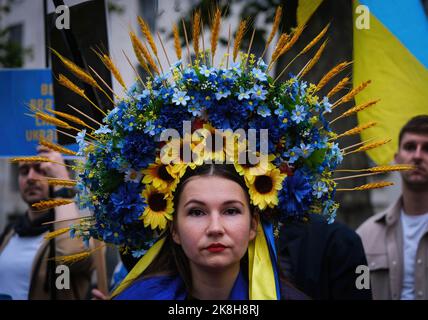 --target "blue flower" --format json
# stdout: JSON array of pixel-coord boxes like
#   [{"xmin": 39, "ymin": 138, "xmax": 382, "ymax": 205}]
[
  {"xmin": 172, "ymin": 90, "xmax": 190, "ymax": 106},
  {"xmin": 121, "ymin": 131, "xmax": 157, "ymax": 170},
  {"xmin": 110, "ymin": 182, "xmax": 145, "ymax": 224},
  {"xmin": 299, "ymin": 142, "xmax": 314, "ymax": 159},
  {"xmin": 312, "ymin": 181, "xmax": 328, "ymax": 199},
  {"xmin": 215, "ymin": 88, "xmax": 231, "ymax": 100},
  {"xmin": 278, "ymin": 169, "xmax": 313, "ymax": 218},
  {"xmin": 188, "ymin": 102, "xmax": 203, "ymax": 117},
  {"xmin": 131, "ymin": 248, "xmax": 148, "ymax": 258},
  {"xmin": 94, "ymin": 125, "xmax": 112, "ymax": 135},
  {"xmin": 283, "ymin": 146, "xmax": 301, "ymax": 164},
  {"xmin": 199, "ymin": 65, "xmax": 215, "ymax": 77},
  {"xmin": 122, "ymin": 115, "xmax": 136, "ymax": 132},
  {"xmin": 256, "ymin": 58, "xmax": 268, "ymax": 71},
  {"xmin": 236, "ymin": 87, "xmax": 250, "ymax": 101},
  {"xmin": 251, "ymin": 67, "xmax": 267, "ymax": 82},
  {"xmin": 76, "ymin": 130, "xmax": 87, "ymax": 156},
  {"xmin": 250, "ymin": 84, "xmax": 268, "ymax": 100},
  {"xmin": 144, "ymin": 120, "xmax": 160, "ymax": 136},
  {"xmin": 183, "ymin": 68, "xmax": 199, "ymax": 83},
  {"xmin": 256, "ymin": 105, "xmax": 271, "ymax": 117},
  {"xmin": 291, "ymin": 105, "xmax": 307, "ymax": 124},
  {"xmin": 229, "ymin": 61, "xmax": 242, "ymax": 75}
]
